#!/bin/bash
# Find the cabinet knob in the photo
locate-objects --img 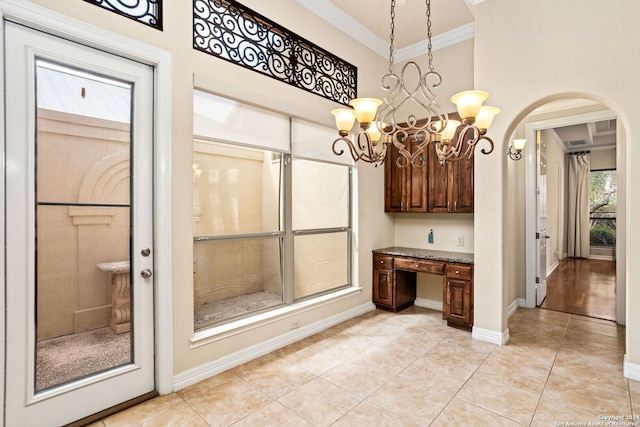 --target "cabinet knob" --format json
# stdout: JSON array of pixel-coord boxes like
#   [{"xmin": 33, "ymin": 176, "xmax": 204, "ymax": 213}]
[
  {"xmin": 456, "ymin": 270, "xmax": 460, "ymax": 274},
  {"xmin": 380, "ymin": 260, "xmax": 384, "ymax": 264}
]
